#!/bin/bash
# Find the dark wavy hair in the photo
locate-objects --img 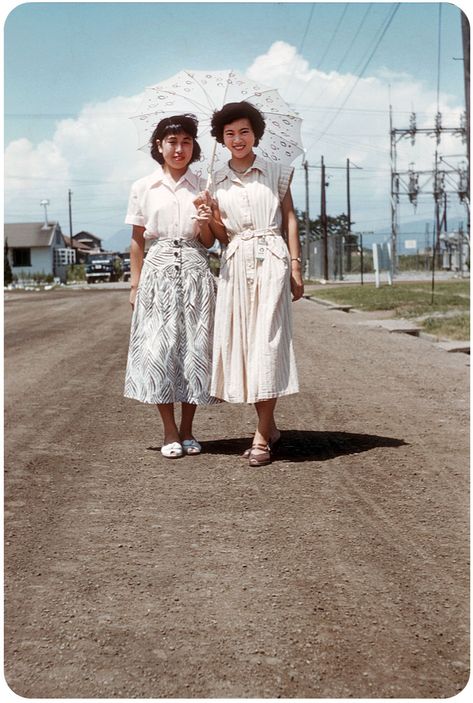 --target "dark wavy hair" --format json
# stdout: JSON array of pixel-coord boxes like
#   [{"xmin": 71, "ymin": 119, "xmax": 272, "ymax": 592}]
[
  {"xmin": 210, "ymin": 102, "xmax": 266, "ymax": 146},
  {"xmin": 150, "ymin": 114, "xmax": 201, "ymax": 164}
]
